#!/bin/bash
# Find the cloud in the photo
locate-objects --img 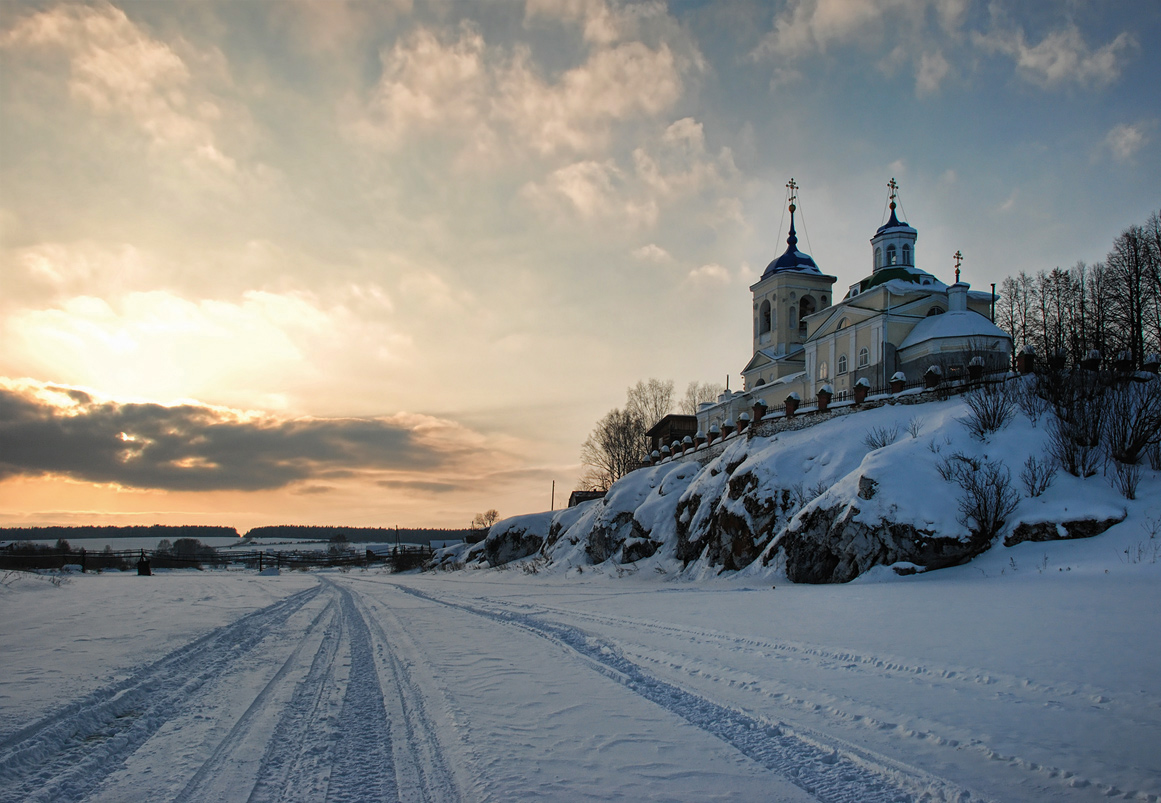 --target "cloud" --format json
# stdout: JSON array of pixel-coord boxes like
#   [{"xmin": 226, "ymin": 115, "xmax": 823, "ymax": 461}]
[
  {"xmin": 973, "ymin": 25, "xmax": 1134, "ymax": 89},
  {"xmin": 632, "ymin": 243, "xmax": 672, "ymax": 263},
  {"xmin": 521, "ymin": 159, "xmax": 658, "ymax": 227},
  {"xmin": 345, "ymin": 24, "xmax": 491, "ymax": 151},
  {"xmin": 1104, "ymin": 122, "xmax": 1150, "ymax": 162},
  {"xmin": 1, "ymin": 2, "xmax": 234, "ymax": 169},
  {"xmin": 915, "ymin": 50, "xmax": 949, "ymax": 96},
  {"xmin": 346, "ymin": 17, "xmax": 687, "ymax": 159},
  {"xmin": 687, "ymin": 263, "xmax": 731, "ymax": 285},
  {"xmin": 0, "ymin": 379, "xmax": 477, "ymax": 492},
  {"xmin": 632, "ymin": 117, "xmax": 737, "ymax": 200},
  {"xmin": 521, "ymin": 116, "xmax": 736, "ymax": 230},
  {"xmin": 2, "ymin": 287, "xmax": 410, "ymax": 405},
  {"xmin": 524, "ymin": 0, "xmax": 623, "ymax": 45}
]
